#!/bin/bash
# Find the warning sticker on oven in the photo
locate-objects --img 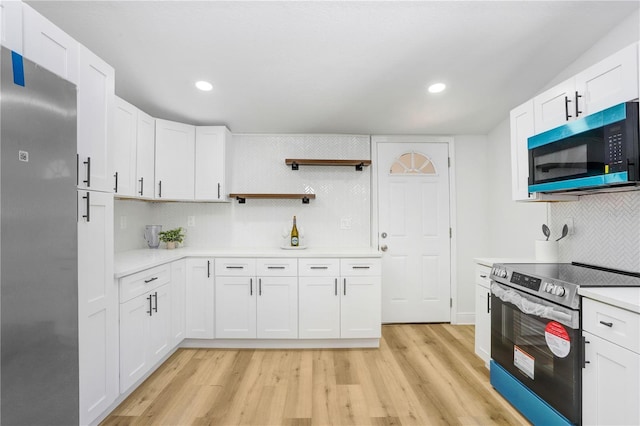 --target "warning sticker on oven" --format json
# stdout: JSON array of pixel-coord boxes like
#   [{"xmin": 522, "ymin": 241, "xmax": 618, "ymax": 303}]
[
  {"xmin": 545, "ymin": 321, "xmax": 571, "ymax": 358},
  {"xmin": 514, "ymin": 345, "xmax": 535, "ymax": 380}
]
